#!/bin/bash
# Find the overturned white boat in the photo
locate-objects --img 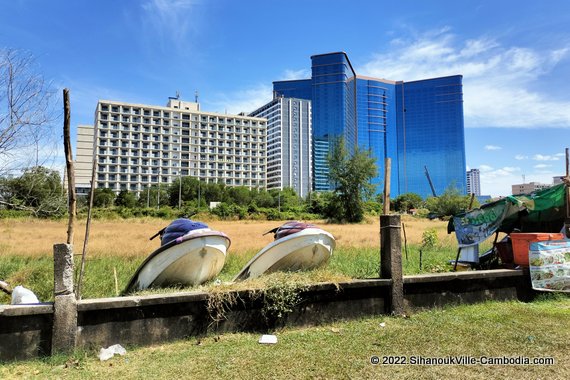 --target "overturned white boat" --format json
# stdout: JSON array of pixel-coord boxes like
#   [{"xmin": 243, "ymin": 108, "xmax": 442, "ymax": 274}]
[
  {"xmin": 124, "ymin": 219, "xmax": 230, "ymax": 293},
  {"xmin": 233, "ymin": 222, "xmax": 335, "ymax": 281}
]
